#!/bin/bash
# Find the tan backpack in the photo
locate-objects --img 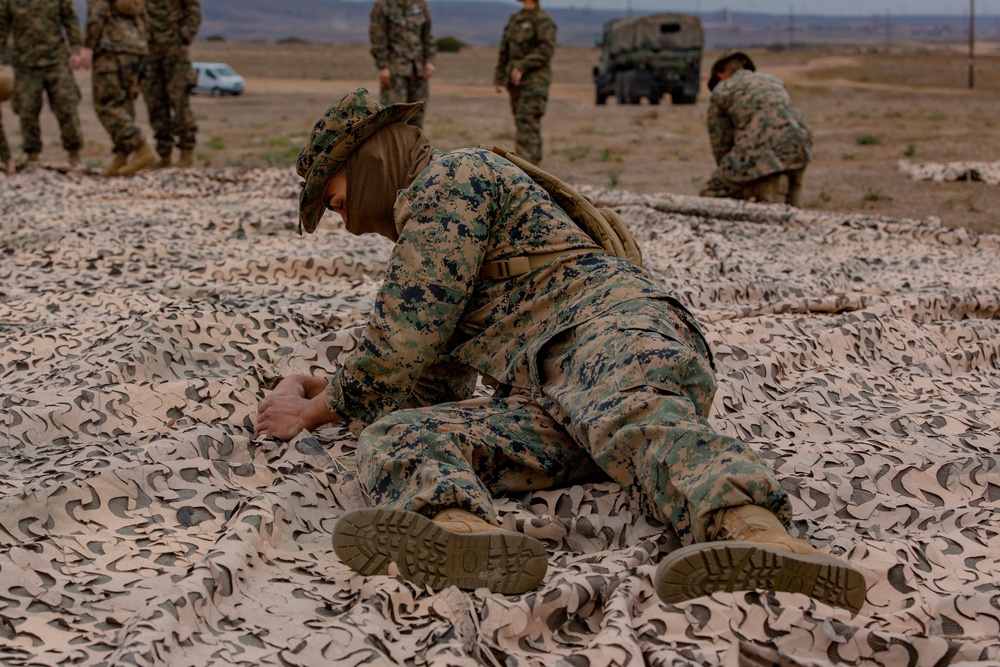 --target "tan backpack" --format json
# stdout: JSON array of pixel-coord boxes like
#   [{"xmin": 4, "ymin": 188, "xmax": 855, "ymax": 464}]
[{"xmin": 481, "ymin": 144, "xmax": 643, "ymax": 268}]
